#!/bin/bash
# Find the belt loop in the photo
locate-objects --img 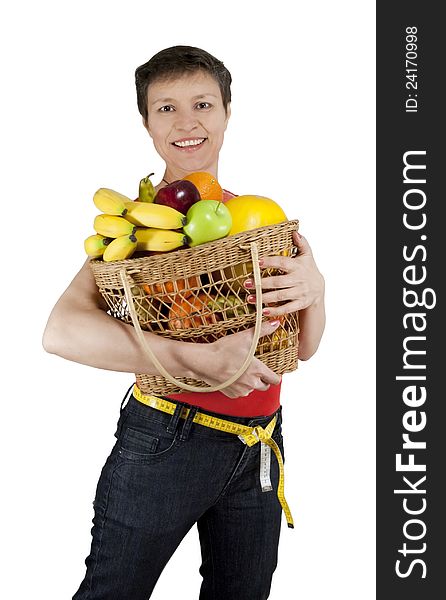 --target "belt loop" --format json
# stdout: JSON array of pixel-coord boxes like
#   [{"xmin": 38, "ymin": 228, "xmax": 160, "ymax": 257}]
[
  {"xmin": 120, "ymin": 383, "xmax": 135, "ymax": 414},
  {"xmin": 114, "ymin": 383, "xmax": 134, "ymax": 439},
  {"xmin": 179, "ymin": 406, "xmax": 198, "ymax": 441},
  {"xmin": 167, "ymin": 402, "xmax": 183, "ymax": 434}
]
